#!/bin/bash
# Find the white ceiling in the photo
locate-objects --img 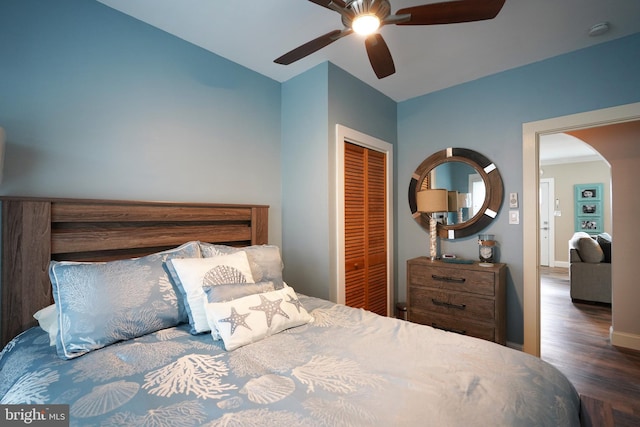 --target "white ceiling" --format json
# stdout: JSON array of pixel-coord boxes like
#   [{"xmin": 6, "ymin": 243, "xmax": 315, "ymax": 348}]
[
  {"xmin": 96, "ymin": 0, "xmax": 640, "ymax": 102},
  {"xmin": 539, "ymin": 133, "xmax": 602, "ymax": 166}
]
